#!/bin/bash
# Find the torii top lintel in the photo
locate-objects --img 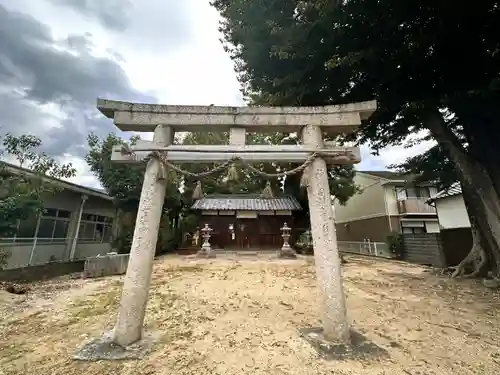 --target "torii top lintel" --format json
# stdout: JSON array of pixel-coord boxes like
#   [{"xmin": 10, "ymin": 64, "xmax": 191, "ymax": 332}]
[{"xmin": 97, "ymin": 98, "xmax": 377, "ymax": 134}]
